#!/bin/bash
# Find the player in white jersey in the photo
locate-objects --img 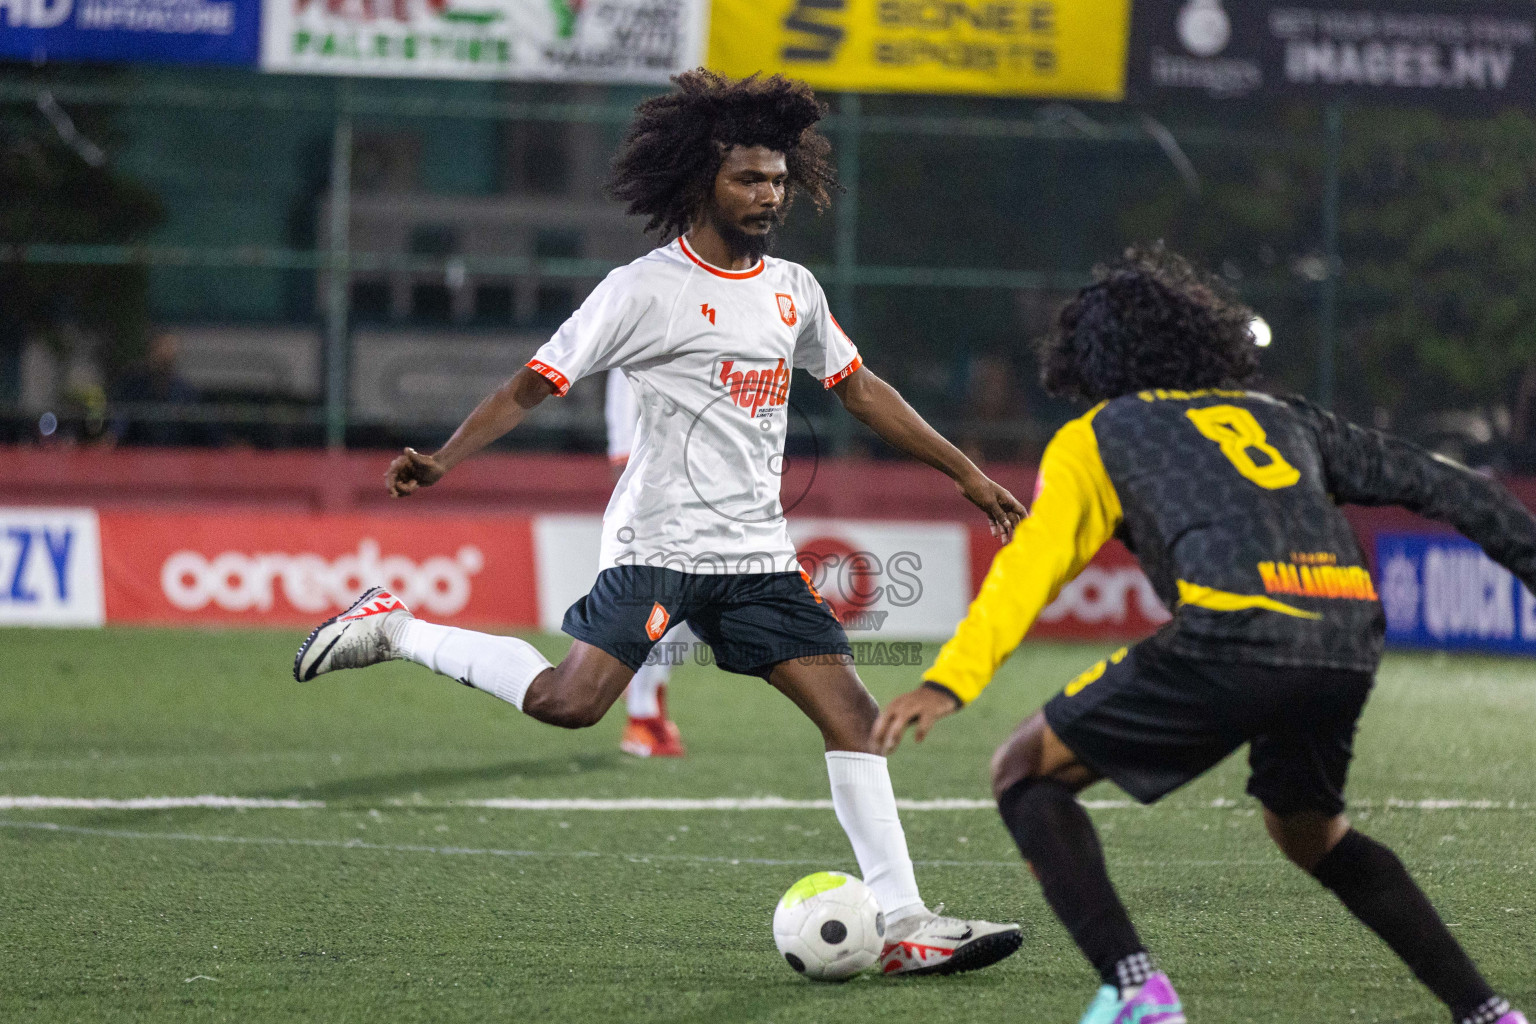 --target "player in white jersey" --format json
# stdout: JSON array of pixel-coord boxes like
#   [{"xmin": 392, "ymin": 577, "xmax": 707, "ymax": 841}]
[
  {"xmin": 606, "ymin": 369, "xmax": 686, "ymax": 758},
  {"xmin": 295, "ymin": 70, "xmax": 1029, "ymax": 977}
]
